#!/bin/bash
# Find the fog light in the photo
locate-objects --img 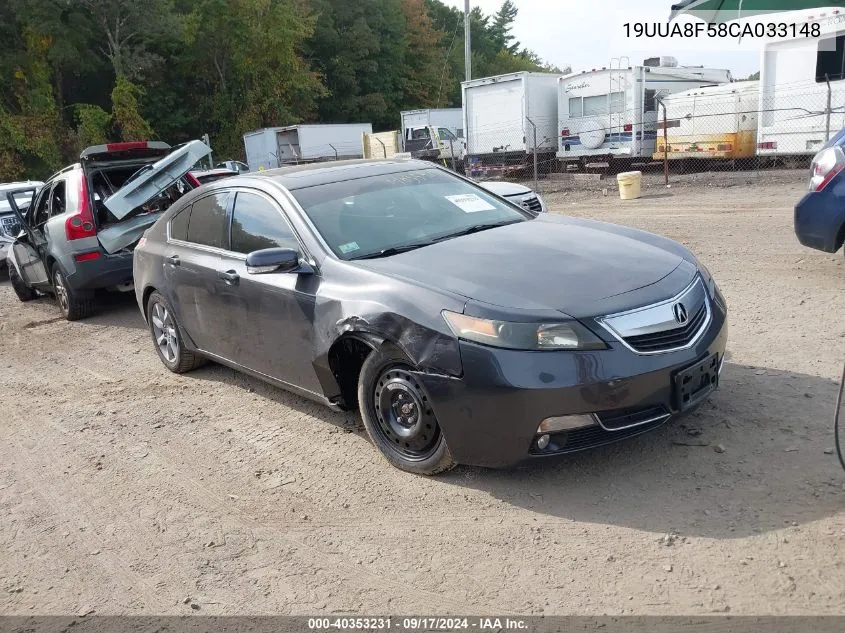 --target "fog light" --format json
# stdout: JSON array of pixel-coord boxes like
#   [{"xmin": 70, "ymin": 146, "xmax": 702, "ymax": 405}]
[
  {"xmin": 536, "ymin": 434, "xmax": 550, "ymax": 450},
  {"xmin": 538, "ymin": 414, "xmax": 596, "ymax": 434}
]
